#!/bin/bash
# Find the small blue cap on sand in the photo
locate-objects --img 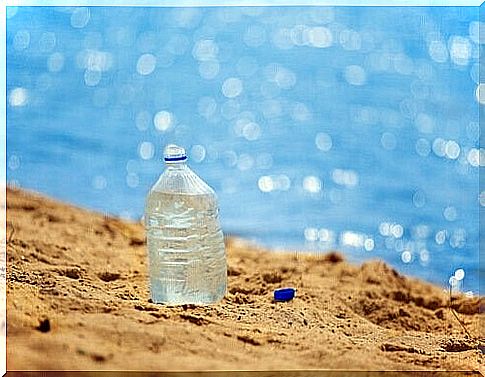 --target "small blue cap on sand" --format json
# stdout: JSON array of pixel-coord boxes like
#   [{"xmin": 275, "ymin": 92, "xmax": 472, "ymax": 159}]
[{"xmin": 274, "ymin": 287, "xmax": 296, "ymax": 302}]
